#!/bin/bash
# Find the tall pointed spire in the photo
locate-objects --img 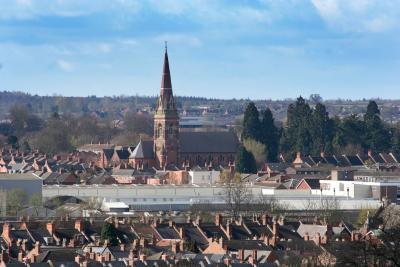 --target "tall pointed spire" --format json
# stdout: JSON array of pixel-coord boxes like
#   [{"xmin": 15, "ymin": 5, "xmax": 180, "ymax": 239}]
[
  {"xmin": 154, "ymin": 44, "xmax": 179, "ymax": 169},
  {"xmin": 161, "ymin": 42, "xmax": 172, "ymax": 91}
]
